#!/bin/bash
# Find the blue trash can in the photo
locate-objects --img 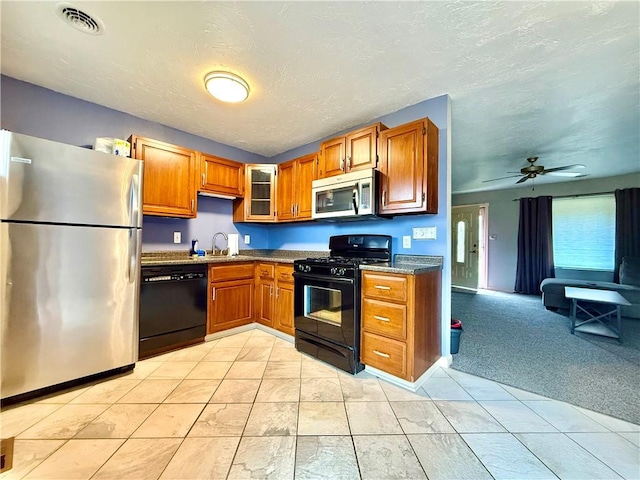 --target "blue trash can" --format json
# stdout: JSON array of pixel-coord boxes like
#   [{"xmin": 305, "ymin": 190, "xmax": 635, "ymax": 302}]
[{"xmin": 451, "ymin": 319, "xmax": 463, "ymax": 354}]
